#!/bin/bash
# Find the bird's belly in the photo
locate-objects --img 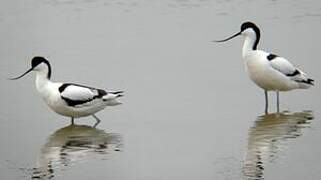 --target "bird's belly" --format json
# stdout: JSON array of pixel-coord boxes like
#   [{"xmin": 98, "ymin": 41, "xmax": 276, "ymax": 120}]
[
  {"xmin": 245, "ymin": 61, "xmax": 295, "ymax": 91},
  {"xmin": 45, "ymin": 97, "xmax": 106, "ymax": 118}
]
